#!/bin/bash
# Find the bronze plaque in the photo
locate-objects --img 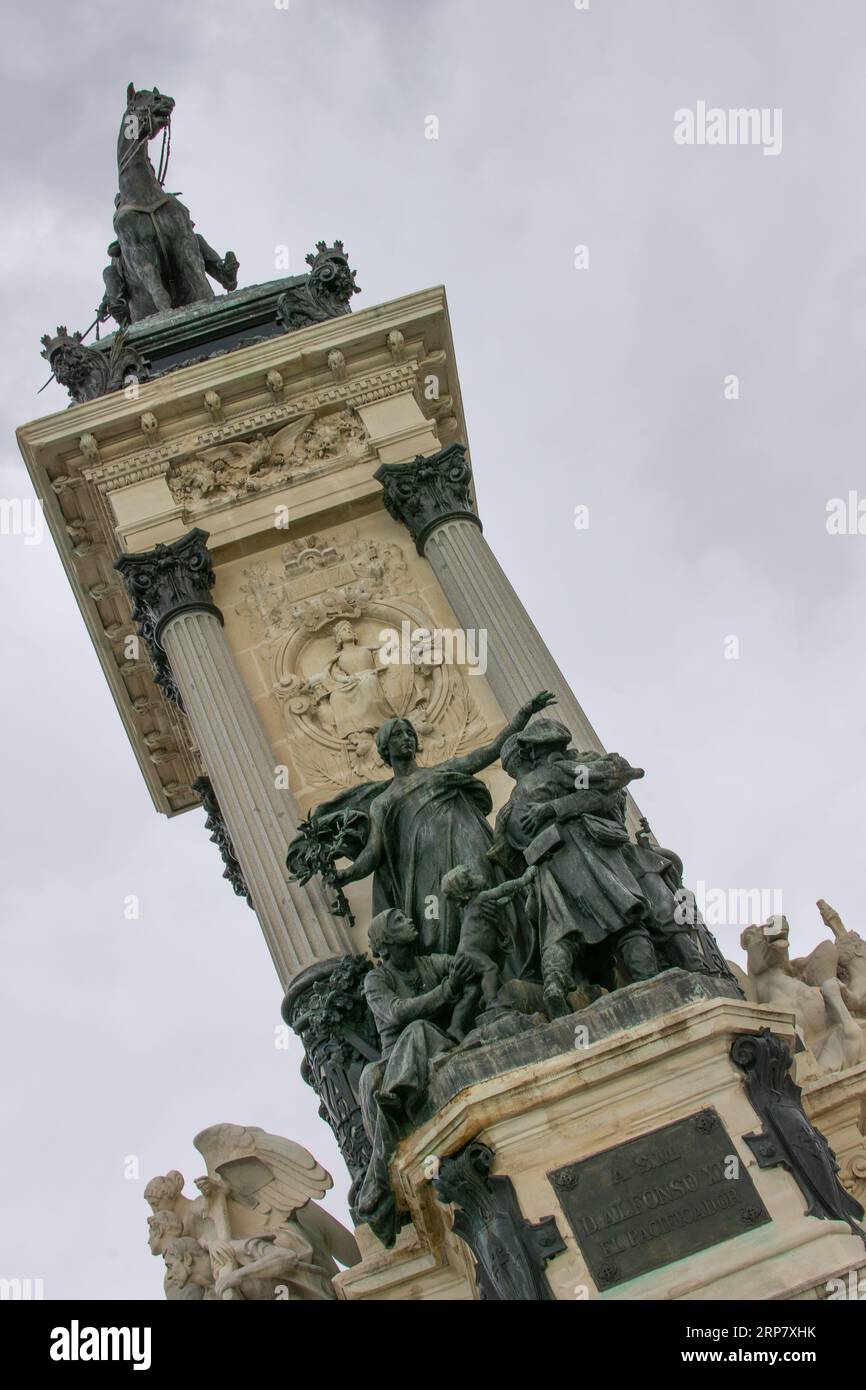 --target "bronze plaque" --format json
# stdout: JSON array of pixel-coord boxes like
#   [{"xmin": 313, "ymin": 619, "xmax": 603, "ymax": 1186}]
[{"xmin": 548, "ymin": 1108, "xmax": 771, "ymax": 1290}]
